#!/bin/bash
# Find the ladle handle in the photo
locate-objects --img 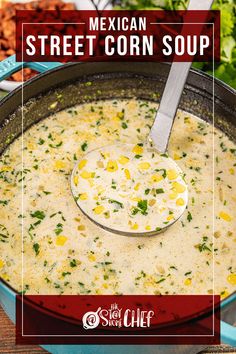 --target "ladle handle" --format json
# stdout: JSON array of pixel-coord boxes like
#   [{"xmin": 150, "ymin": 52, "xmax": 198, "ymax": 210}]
[{"xmin": 150, "ymin": 0, "xmax": 214, "ymax": 153}]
